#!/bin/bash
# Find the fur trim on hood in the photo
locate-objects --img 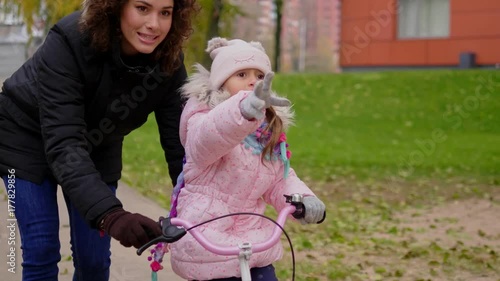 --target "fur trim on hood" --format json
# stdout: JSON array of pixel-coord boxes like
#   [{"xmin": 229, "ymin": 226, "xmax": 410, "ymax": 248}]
[{"xmin": 181, "ymin": 64, "xmax": 295, "ymax": 130}]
